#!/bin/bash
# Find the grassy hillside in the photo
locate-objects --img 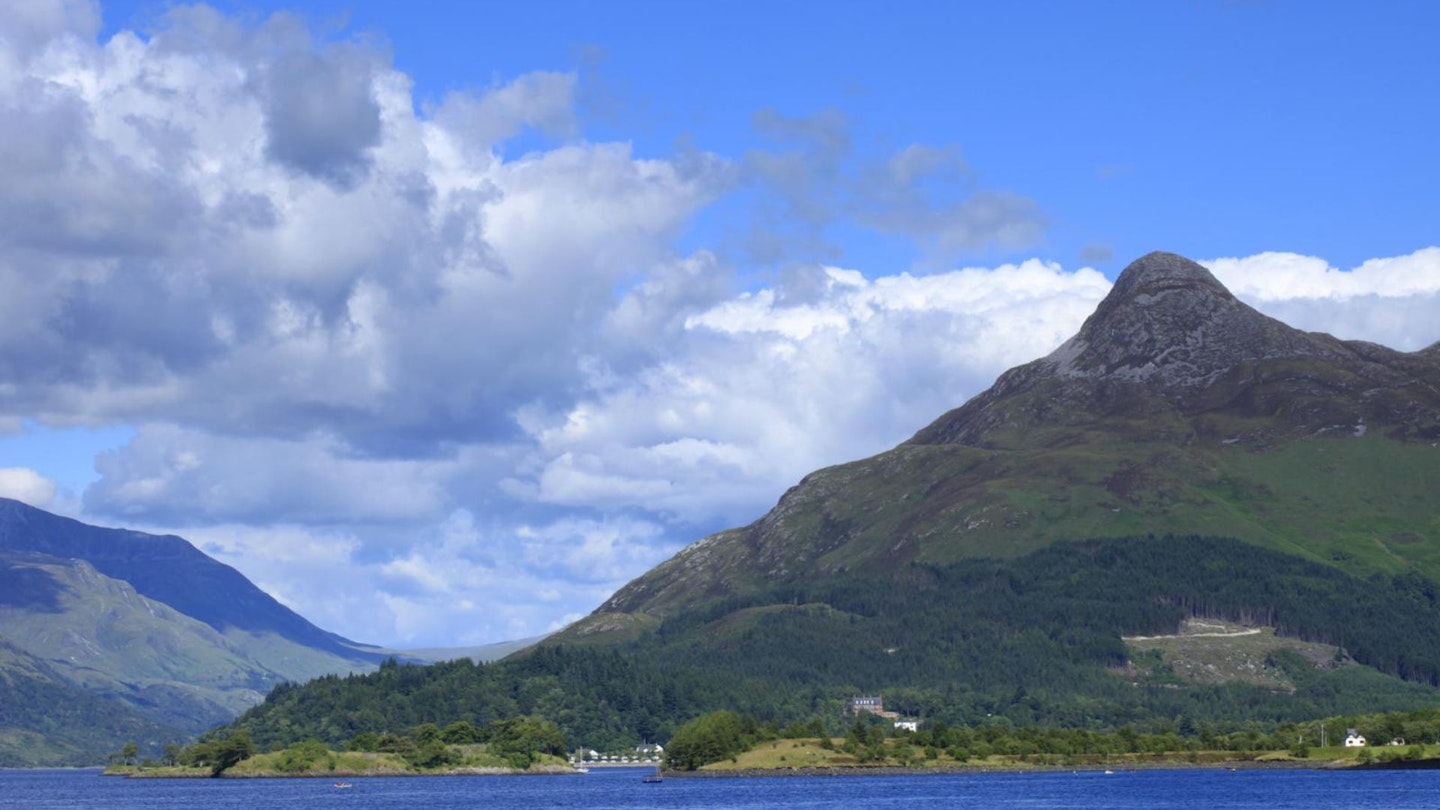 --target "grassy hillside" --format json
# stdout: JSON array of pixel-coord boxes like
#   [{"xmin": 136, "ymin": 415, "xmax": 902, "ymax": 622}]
[
  {"xmin": 0, "ymin": 498, "xmax": 405, "ymax": 763},
  {"xmin": 0, "ymin": 639, "xmax": 183, "ymax": 767},
  {"xmin": 600, "ymin": 435, "xmax": 1440, "ymax": 618},
  {"xmin": 0, "ymin": 552, "xmax": 378, "ymax": 737}
]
